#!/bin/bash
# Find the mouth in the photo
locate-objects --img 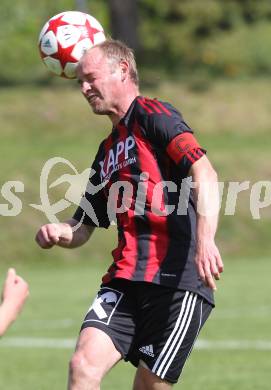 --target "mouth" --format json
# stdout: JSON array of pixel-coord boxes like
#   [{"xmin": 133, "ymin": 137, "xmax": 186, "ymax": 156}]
[{"xmin": 86, "ymin": 94, "xmax": 100, "ymax": 105}]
